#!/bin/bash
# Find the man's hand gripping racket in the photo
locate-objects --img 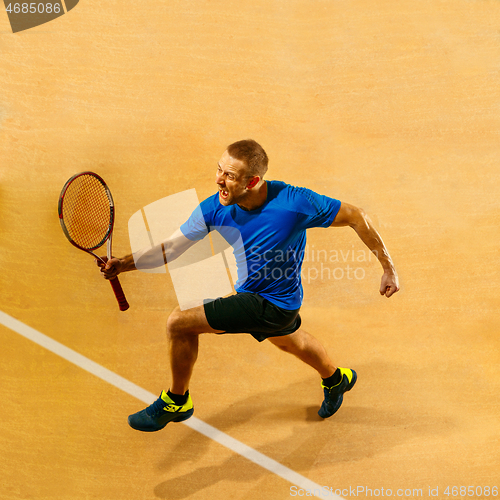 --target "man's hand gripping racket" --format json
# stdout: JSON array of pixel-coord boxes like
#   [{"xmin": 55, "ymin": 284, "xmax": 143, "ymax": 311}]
[{"xmin": 58, "ymin": 171, "xmax": 130, "ymax": 311}]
